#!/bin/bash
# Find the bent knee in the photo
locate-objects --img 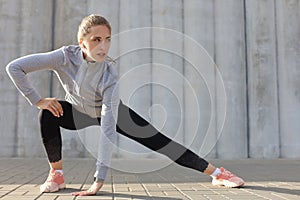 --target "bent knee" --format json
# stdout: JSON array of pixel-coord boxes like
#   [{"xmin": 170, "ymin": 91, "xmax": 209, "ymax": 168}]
[{"xmin": 39, "ymin": 109, "xmax": 56, "ymax": 123}]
